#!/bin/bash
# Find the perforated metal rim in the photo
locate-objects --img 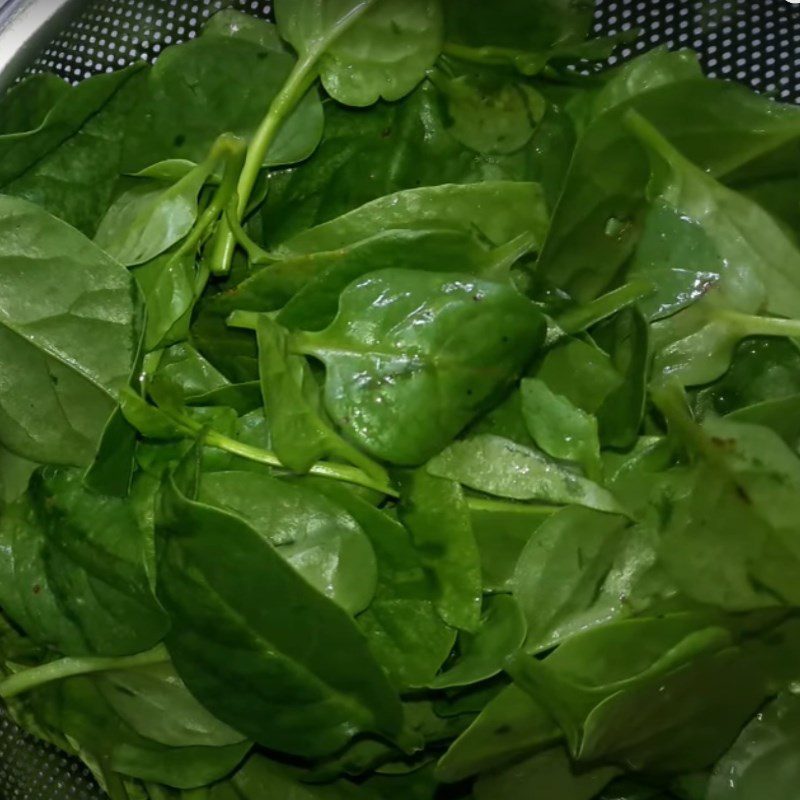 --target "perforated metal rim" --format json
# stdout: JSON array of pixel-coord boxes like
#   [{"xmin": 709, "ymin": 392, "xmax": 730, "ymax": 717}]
[
  {"xmin": 24, "ymin": 0, "xmax": 273, "ymax": 82},
  {"xmin": 593, "ymin": 0, "xmax": 800, "ymax": 103},
  {"xmin": 18, "ymin": 0, "xmax": 800, "ymax": 104}
]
